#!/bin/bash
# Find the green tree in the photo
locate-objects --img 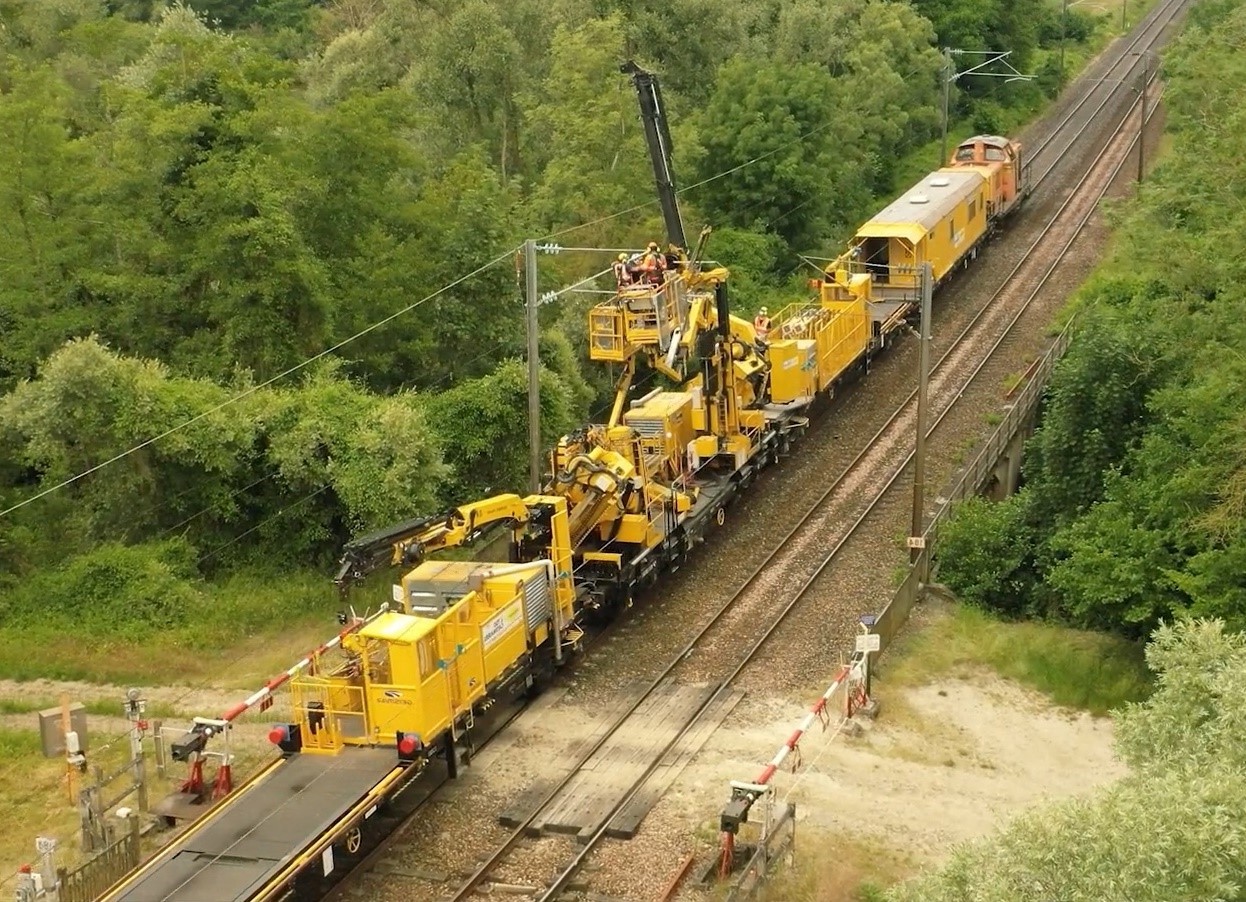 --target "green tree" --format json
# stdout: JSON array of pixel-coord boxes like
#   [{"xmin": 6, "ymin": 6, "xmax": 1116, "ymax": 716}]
[
  {"xmin": 523, "ymin": 17, "xmax": 661, "ymax": 247},
  {"xmin": 0, "ymin": 66, "xmax": 93, "ymax": 385},
  {"xmin": 695, "ymin": 56, "xmax": 871, "ymax": 250},
  {"xmin": 774, "ymin": 0, "xmax": 943, "ymax": 192},
  {"xmin": 1023, "ymin": 316, "xmax": 1158, "ymax": 532},
  {"xmin": 403, "ymin": 0, "xmax": 523, "ymax": 180},
  {"xmin": 0, "ymin": 338, "xmax": 448, "ymax": 573},
  {"xmin": 601, "ymin": 0, "xmax": 749, "ymax": 104},
  {"xmin": 935, "ymin": 494, "xmax": 1037, "ymax": 617},
  {"xmin": 424, "ymin": 359, "xmax": 584, "ymax": 505}
]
